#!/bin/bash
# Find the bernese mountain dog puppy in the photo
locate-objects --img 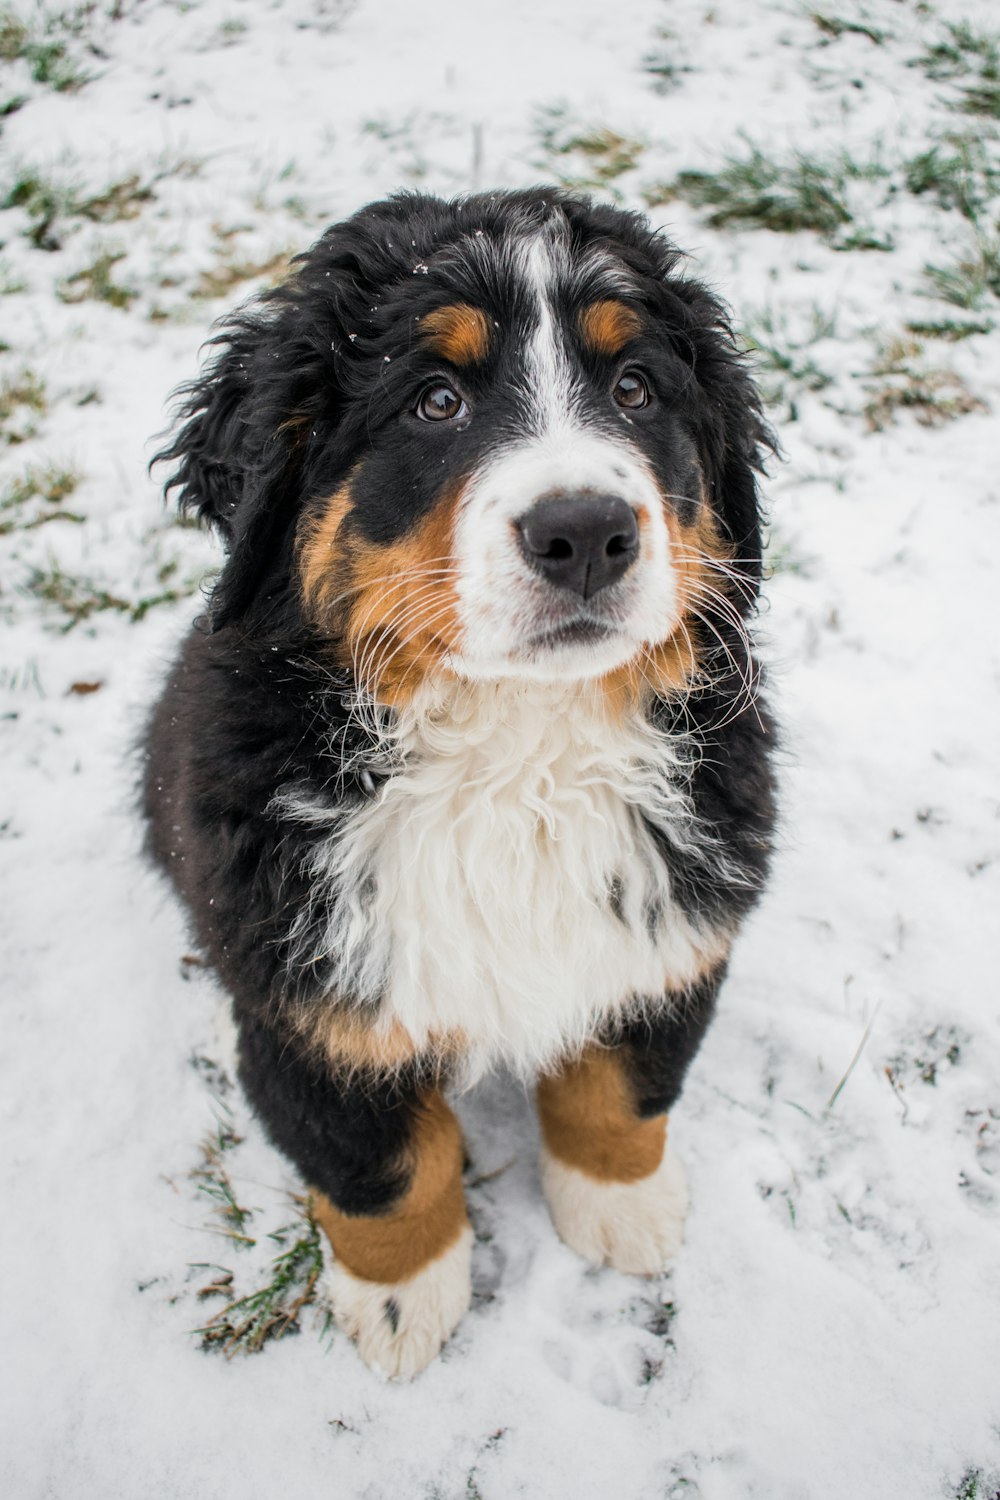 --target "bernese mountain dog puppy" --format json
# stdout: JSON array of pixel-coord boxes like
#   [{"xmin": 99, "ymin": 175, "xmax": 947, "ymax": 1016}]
[{"xmin": 145, "ymin": 188, "xmax": 776, "ymax": 1379}]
